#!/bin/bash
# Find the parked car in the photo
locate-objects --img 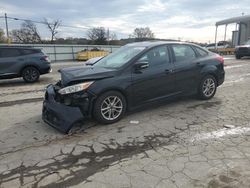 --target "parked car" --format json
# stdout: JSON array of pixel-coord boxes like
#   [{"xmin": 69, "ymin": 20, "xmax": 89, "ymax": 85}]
[
  {"xmin": 235, "ymin": 39, "xmax": 250, "ymax": 59},
  {"xmin": 0, "ymin": 46, "xmax": 51, "ymax": 82},
  {"xmin": 76, "ymin": 49, "xmax": 109, "ymax": 61},
  {"xmin": 43, "ymin": 41, "xmax": 225, "ymax": 133},
  {"xmin": 206, "ymin": 41, "xmax": 230, "ymax": 50}
]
